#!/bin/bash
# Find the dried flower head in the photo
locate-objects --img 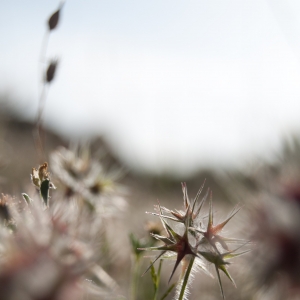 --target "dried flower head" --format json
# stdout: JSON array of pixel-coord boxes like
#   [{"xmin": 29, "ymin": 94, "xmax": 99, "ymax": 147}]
[
  {"xmin": 31, "ymin": 162, "xmax": 48, "ymax": 188},
  {"xmin": 31, "ymin": 162, "xmax": 56, "ymax": 206}
]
